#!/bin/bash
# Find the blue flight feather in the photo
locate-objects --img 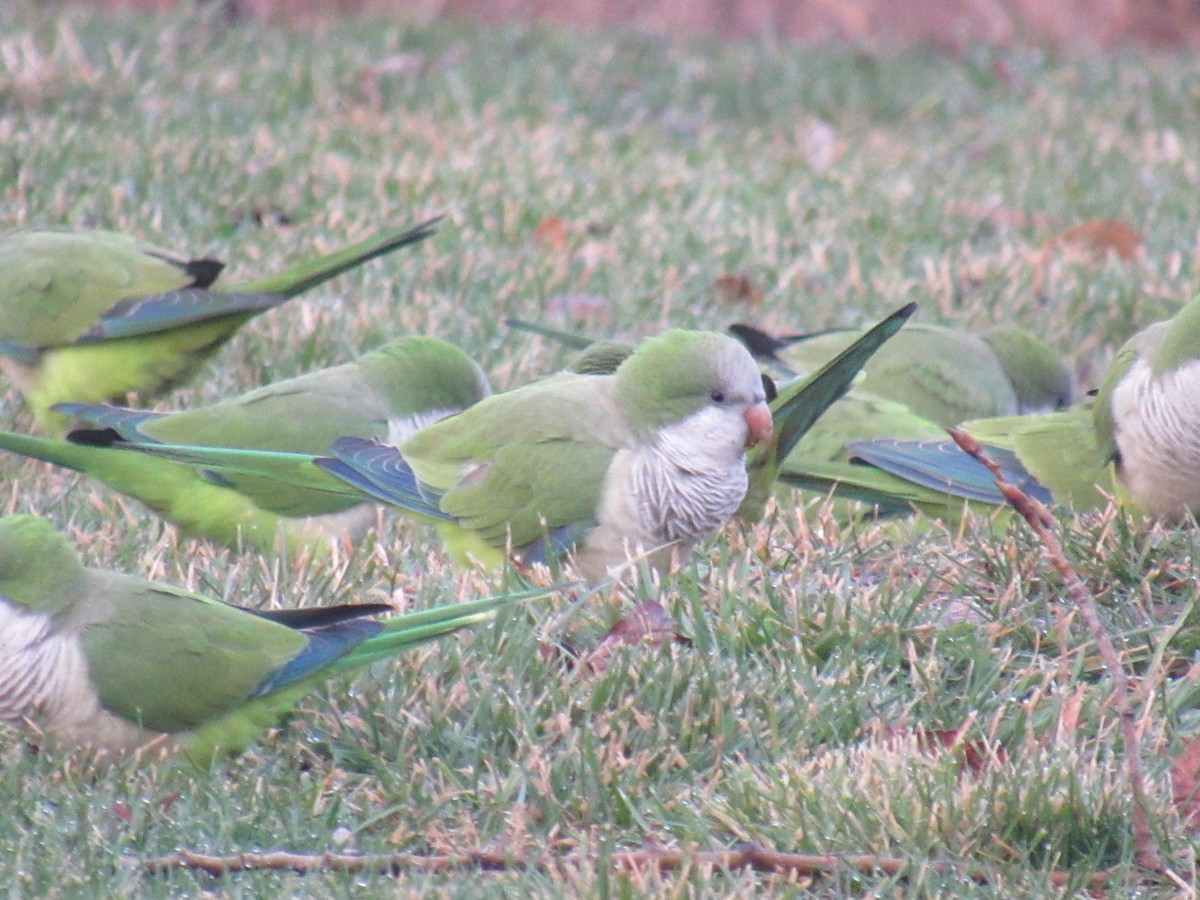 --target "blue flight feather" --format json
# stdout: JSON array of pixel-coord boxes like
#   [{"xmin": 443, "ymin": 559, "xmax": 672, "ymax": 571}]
[
  {"xmin": 317, "ymin": 437, "xmax": 452, "ymax": 521},
  {"xmin": 252, "ymin": 618, "xmax": 383, "ymax": 697},
  {"xmin": 0, "ymin": 339, "xmax": 40, "ymax": 365},
  {"xmin": 79, "ymin": 289, "xmax": 284, "ymax": 342},
  {"xmin": 847, "ymin": 438, "xmax": 1053, "ymax": 506}
]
